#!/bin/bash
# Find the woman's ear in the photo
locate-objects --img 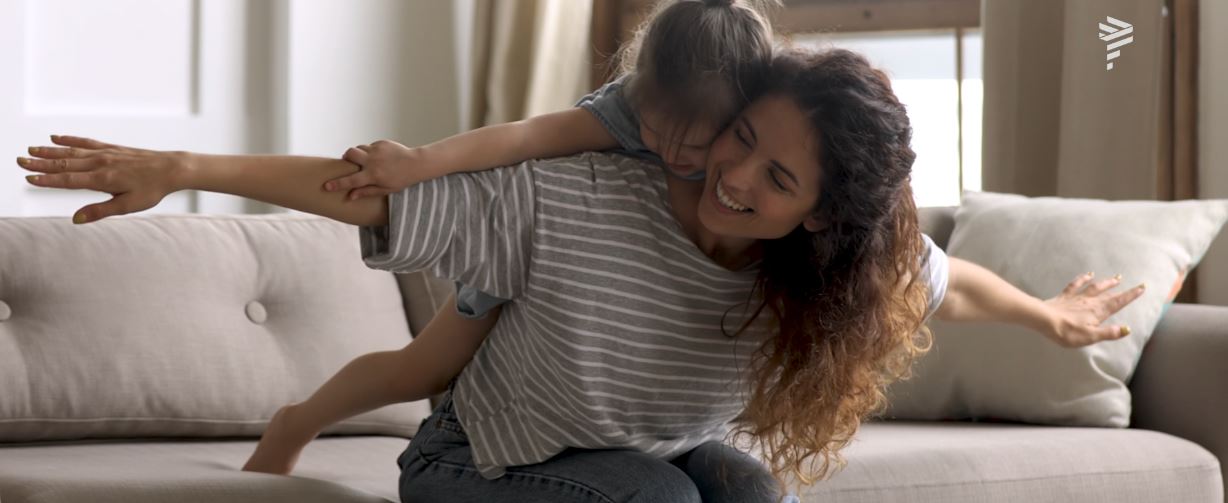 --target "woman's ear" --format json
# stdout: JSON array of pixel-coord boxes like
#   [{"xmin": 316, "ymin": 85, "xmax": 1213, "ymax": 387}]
[{"xmin": 803, "ymin": 214, "xmax": 826, "ymax": 232}]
